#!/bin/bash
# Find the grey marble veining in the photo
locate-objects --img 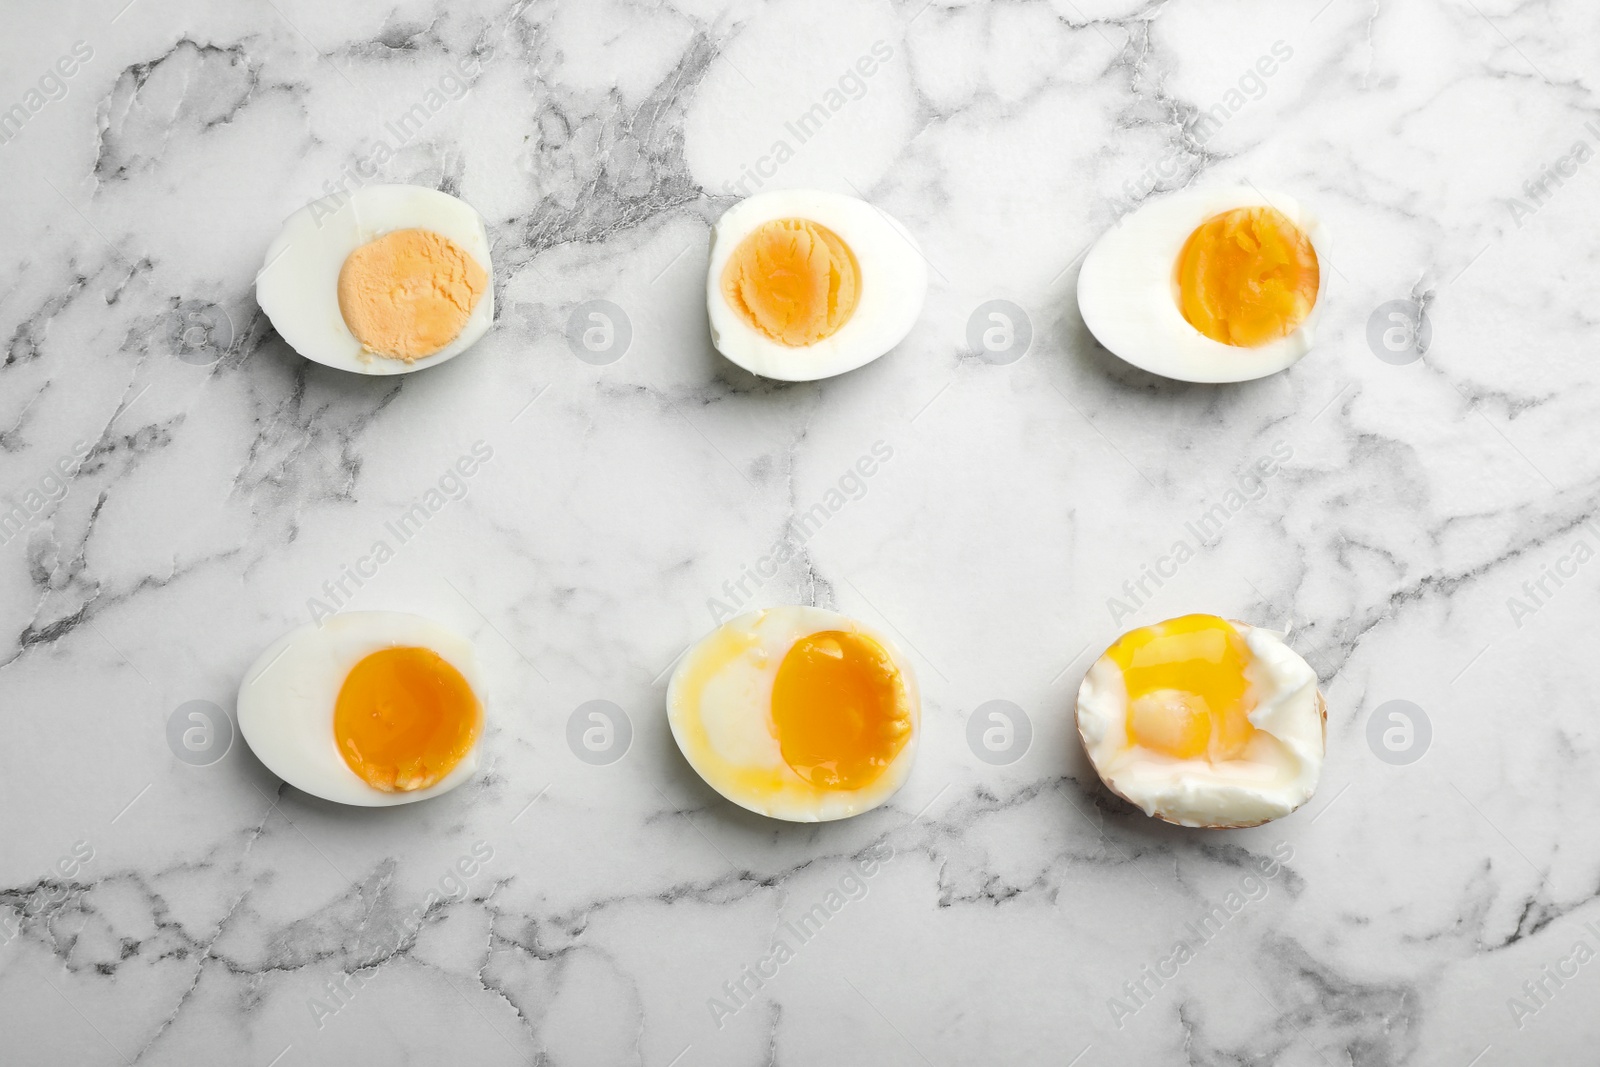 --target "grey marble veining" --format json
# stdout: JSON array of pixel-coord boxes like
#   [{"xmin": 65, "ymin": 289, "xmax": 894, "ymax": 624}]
[{"xmin": 2, "ymin": 0, "xmax": 1599, "ymax": 1064}]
